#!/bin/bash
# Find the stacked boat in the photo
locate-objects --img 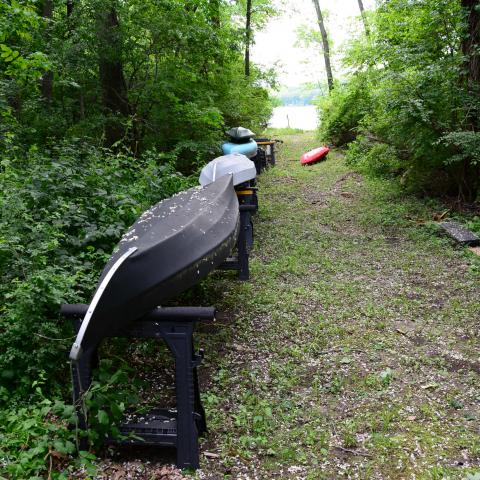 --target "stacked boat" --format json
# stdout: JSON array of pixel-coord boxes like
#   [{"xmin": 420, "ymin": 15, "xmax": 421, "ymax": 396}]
[
  {"xmin": 69, "ymin": 129, "xmax": 265, "ymax": 359},
  {"xmin": 69, "ymin": 175, "xmax": 239, "ymax": 360},
  {"xmin": 199, "ymin": 153, "xmax": 256, "ymax": 189},
  {"xmin": 65, "ymin": 124, "xmax": 272, "ymax": 470},
  {"xmin": 222, "ymin": 127, "xmax": 258, "ymax": 159},
  {"xmin": 200, "ymin": 152, "xmax": 257, "ymax": 256}
]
